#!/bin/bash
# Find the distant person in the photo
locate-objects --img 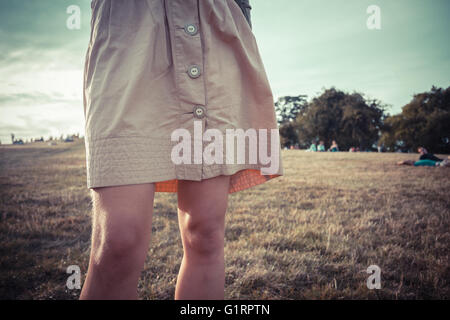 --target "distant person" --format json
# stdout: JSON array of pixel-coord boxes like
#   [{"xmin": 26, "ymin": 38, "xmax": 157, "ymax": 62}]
[
  {"xmin": 417, "ymin": 147, "xmax": 443, "ymax": 162},
  {"xmin": 318, "ymin": 141, "xmax": 326, "ymax": 152},
  {"xmin": 328, "ymin": 140, "xmax": 339, "ymax": 152},
  {"xmin": 397, "ymin": 147, "xmax": 448, "ymax": 166},
  {"xmin": 397, "ymin": 158, "xmax": 449, "ymax": 167},
  {"xmin": 308, "ymin": 142, "xmax": 317, "ymax": 152},
  {"xmin": 397, "ymin": 147, "xmax": 448, "ymax": 167}
]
